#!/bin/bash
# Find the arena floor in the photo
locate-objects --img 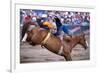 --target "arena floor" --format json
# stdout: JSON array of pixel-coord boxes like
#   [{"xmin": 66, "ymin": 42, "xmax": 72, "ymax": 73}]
[{"xmin": 20, "ymin": 35, "xmax": 90, "ymax": 63}]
